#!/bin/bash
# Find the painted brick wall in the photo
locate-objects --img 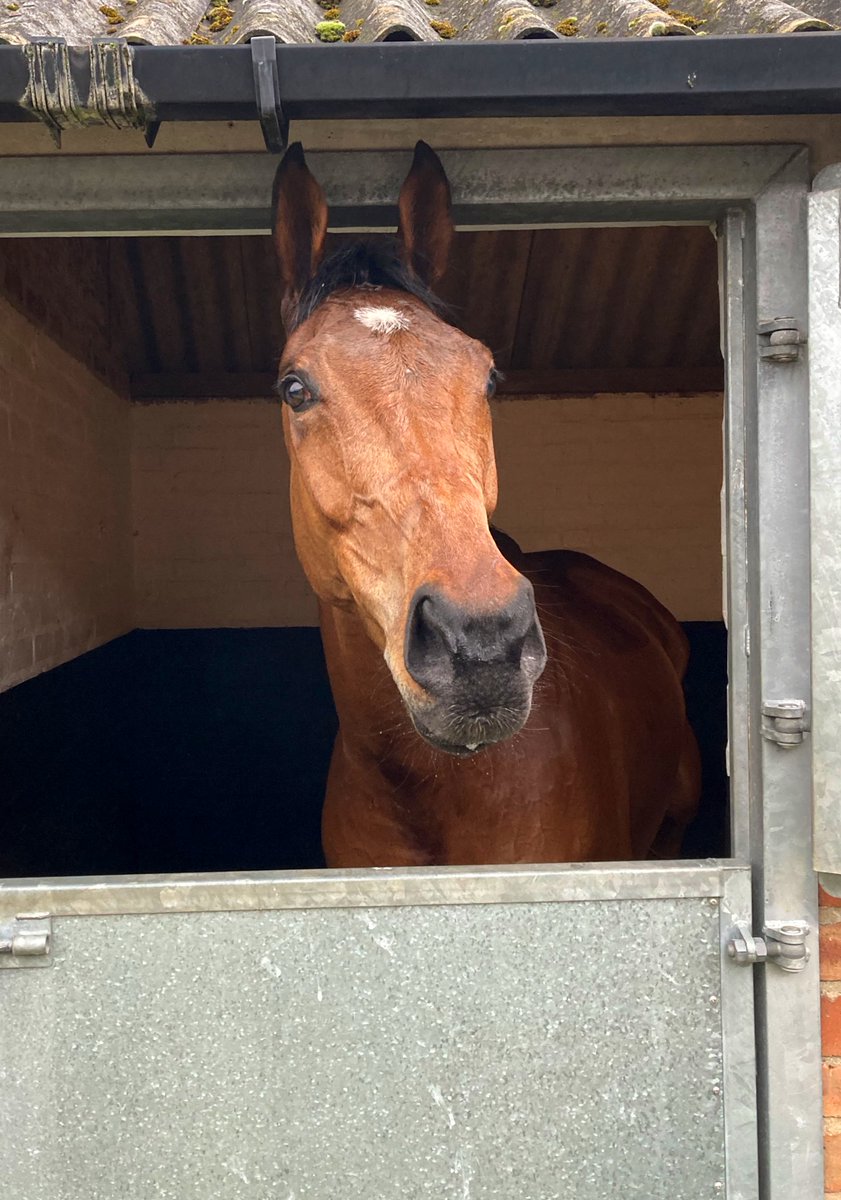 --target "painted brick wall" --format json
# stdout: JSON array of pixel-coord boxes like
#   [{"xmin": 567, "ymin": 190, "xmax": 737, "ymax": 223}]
[
  {"xmin": 493, "ymin": 392, "xmax": 723, "ymax": 622},
  {"xmin": 822, "ymin": 887, "xmax": 841, "ymax": 1198},
  {"xmin": 0, "ymin": 297, "xmax": 132, "ymax": 693},
  {"xmin": 0, "ymin": 239, "xmax": 123, "ymax": 392},
  {"xmin": 132, "ymin": 391, "xmax": 723, "ymax": 628},
  {"xmin": 132, "ymin": 400, "xmax": 317, "ymax": 628}
]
